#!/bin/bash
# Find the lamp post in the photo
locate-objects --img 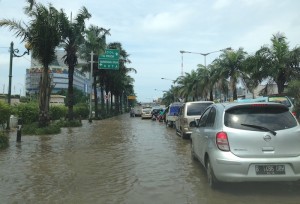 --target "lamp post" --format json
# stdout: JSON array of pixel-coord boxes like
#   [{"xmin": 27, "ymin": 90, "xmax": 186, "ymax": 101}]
[
  {"xmin": 7, "ymin": 41, "xmax": 30, "ymax": 130},
  {"xmin": 161, "ymin": 77, "xmax": 175, "ymax": 84},
  {"xmin": 180, "ymin": 47, "xmax": 231, "ymax": 68},
  {"xmin": 179, "ymin": 50, "xmax": 184, "ymax": 76}
]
